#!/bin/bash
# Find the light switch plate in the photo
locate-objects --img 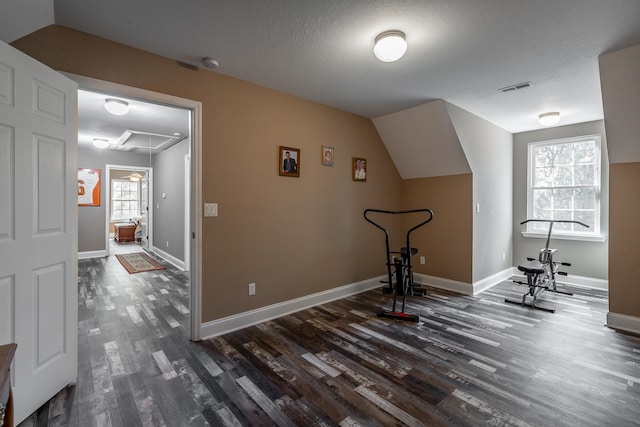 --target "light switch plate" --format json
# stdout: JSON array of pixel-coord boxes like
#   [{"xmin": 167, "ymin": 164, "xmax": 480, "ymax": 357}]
[{"xmin": 204, "ymin": 203, "xmax": 218, "ymax": 217}]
